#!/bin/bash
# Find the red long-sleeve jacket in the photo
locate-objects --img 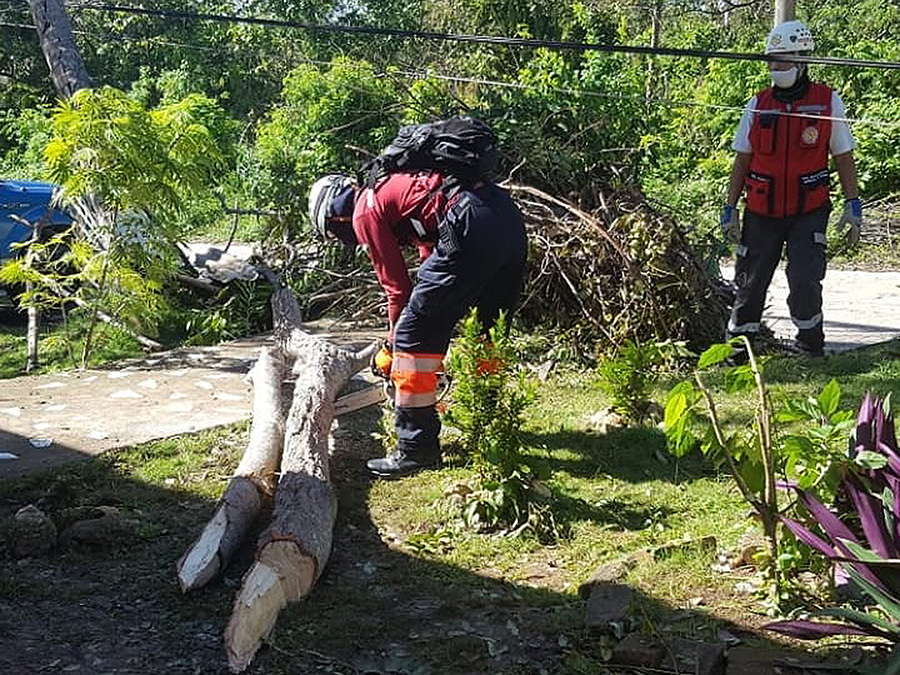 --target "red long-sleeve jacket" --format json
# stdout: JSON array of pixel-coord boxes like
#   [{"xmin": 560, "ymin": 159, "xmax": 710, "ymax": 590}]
[{"xmin": 352, "ymin": 172, "xmax": 448, "ymax": 334}]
